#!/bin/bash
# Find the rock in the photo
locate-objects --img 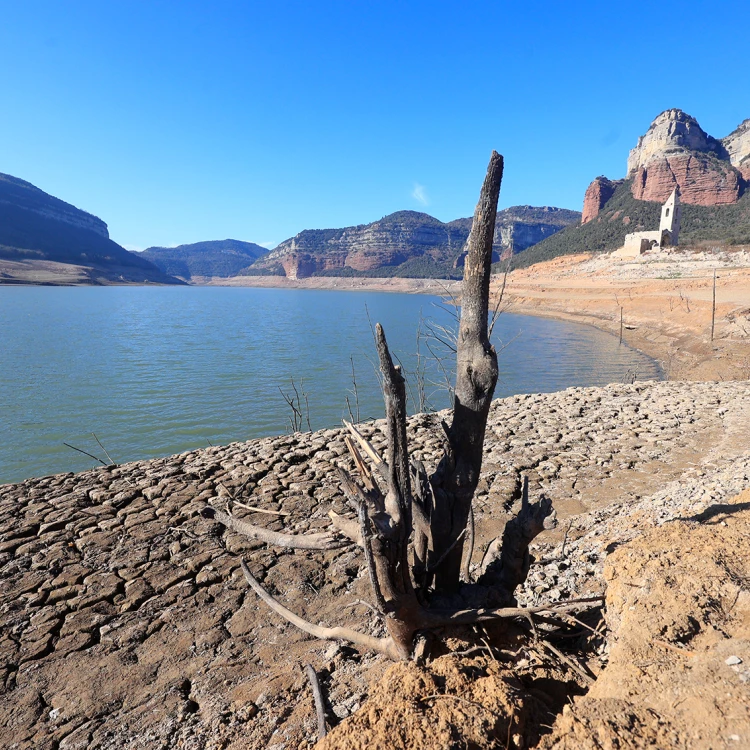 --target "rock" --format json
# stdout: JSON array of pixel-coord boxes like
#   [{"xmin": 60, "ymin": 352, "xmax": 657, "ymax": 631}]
[
  {"xmin": 626, "ymin": 109, "xmax": 743, "ymax": 206},
  {"xmin": 631, "ymin": 152, "xmax": 742, "ymax": 206},
  {"xmin": 722, "ymin": 119, "xmax": 750, "ymax": 173},
  {"xmin": 253, "ymin": 208, "xmax": 579, "ymax": 279},
  {"xmin": 582, "ymin": 177, "xmax": 623, "ymax": 223},
  {"xmin": 725, "ymin": 655, "xmax": 743, "ymax": 666}
]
